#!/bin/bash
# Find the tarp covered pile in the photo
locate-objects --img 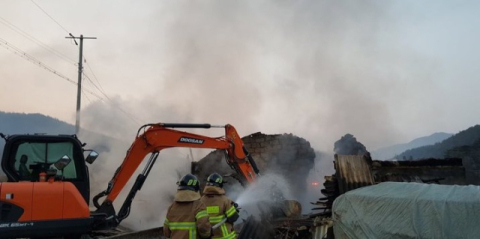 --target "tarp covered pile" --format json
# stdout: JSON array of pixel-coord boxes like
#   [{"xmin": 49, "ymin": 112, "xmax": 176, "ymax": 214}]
[{"xmin": 333, "ymin": 182, "xmax": 480, "ymax": 239}]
